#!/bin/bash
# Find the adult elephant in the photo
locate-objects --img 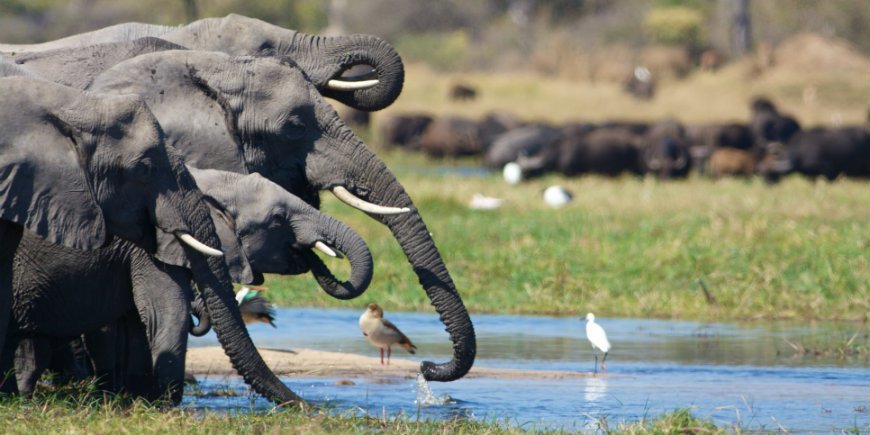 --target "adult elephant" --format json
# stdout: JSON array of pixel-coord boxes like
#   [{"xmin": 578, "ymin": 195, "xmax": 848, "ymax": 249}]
[
  {"xmin": 2, "ymin": 14, "xmax": 403, "ymax": 112},
  {"xmin": 0, "ymin": 77, "xmax": 301, "ymax": 404},
  {"xmin": 14, "ymin": 168, "xmax": 373, "ymax": 401},
  {"xmin": 86, "ymin": 50, "xmax": 475, "ymax": 382}
]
